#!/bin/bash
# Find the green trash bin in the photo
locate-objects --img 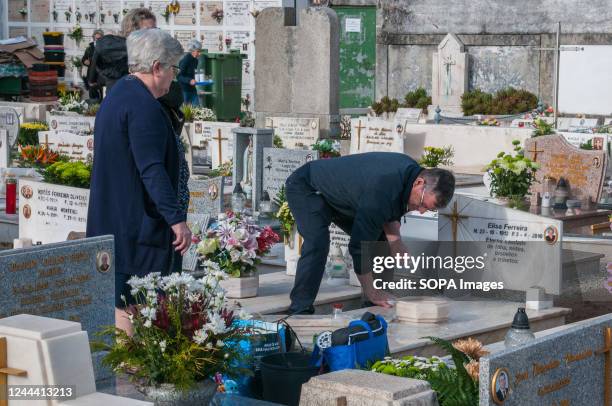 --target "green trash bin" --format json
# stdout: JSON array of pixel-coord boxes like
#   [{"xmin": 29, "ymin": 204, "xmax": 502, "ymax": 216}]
[{"xmin": 196, "ymin": 49, "xmax": 246, "ymax": 122}]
